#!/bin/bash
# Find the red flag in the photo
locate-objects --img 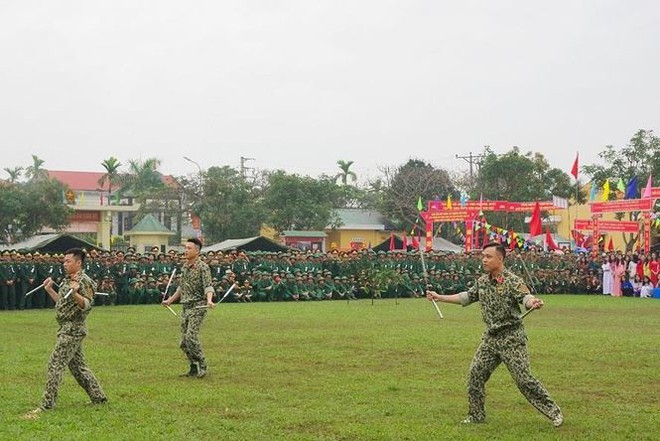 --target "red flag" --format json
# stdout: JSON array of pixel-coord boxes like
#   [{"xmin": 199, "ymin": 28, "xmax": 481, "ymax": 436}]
[
  {"xmin": 545, "ymin": 228, "xmax": 559, "ymax": 251},
  {"xmin": 509, "ymin": 232, "xmax": 516, "ymax": 250},
  {"xmin": 412, "ymin": 235, "xmax": 419, "ymax": 249},
  {"xmin": 389, "ymin": 233, "xmax": 395, "ymax": 251},
  {"xmin": 528, "ymin": 201, "xmax": 542, "ymax": 237},
  {"xmin": 607, "ymin": 236, "xmax": 614, "ymax": 252},
  {"xmin": 570, "ymin": 152, "xmax": 579, "ymax": 179},
  {"xmin": 402, "ymin": 233, "xmax": 408, "ymax": 249}
]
